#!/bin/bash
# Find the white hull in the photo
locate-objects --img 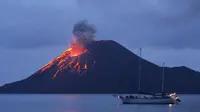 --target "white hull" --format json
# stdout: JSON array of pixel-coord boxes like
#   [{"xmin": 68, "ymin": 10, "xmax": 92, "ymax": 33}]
[
  {"xmin": 120, "ymin": 97, "xmax": 176, "ymax": 104},
  {"xmin": 115, "ymin": 94, "xmax": 180, "ymax": 104}
]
